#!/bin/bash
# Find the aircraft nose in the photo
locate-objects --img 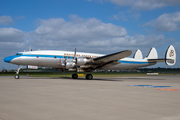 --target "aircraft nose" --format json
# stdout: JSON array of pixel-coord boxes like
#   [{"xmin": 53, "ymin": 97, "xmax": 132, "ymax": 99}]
[{"xmin": 4, "ymin": 56, "xmax": 14, "ymax": 63}]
